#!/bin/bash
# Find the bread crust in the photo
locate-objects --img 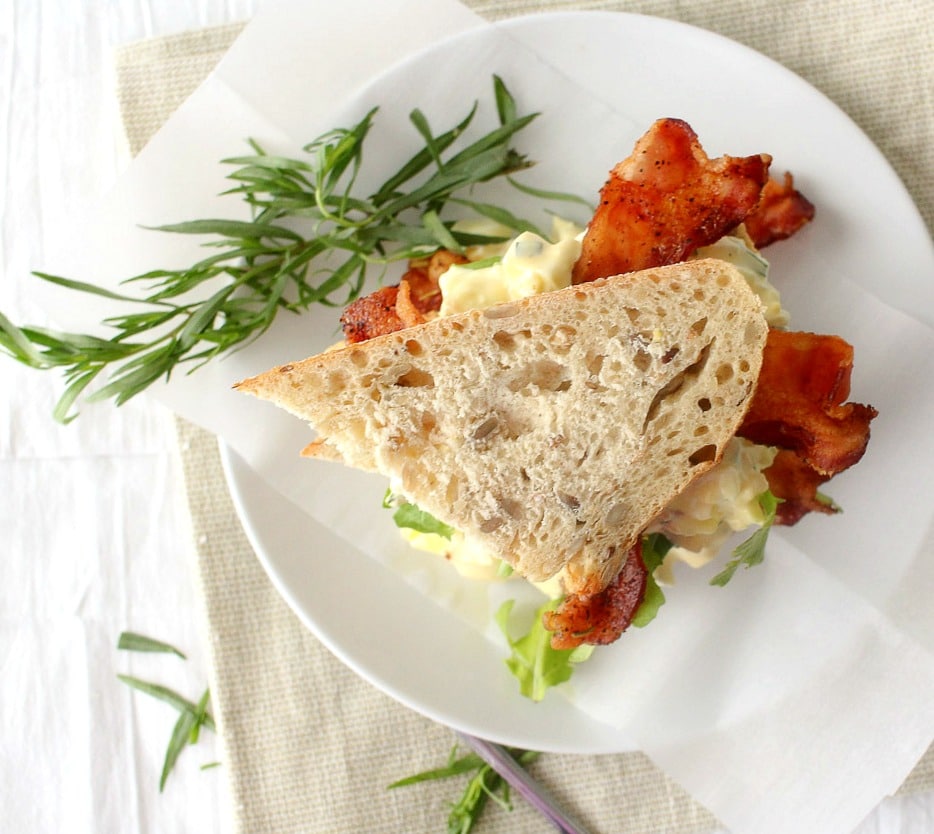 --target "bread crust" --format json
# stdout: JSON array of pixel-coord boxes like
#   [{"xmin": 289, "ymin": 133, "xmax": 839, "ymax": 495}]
[{"xmin": 237, "ymin": 259, "xmax": 768, "ymax": 594}]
